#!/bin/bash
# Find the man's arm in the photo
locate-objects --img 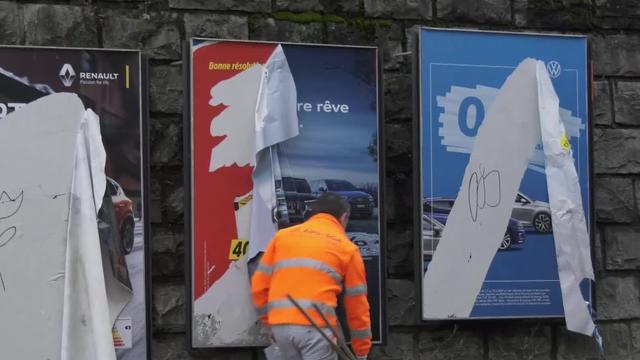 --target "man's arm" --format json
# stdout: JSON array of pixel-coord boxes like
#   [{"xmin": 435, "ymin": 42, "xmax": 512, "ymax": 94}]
[
  {"xmin": 343, "ymin": 249, "xmax": 371, "ymax": 359},
  {"xmin": 250, "ymin": 237, "xmax": 277, "ymax": 325}
]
